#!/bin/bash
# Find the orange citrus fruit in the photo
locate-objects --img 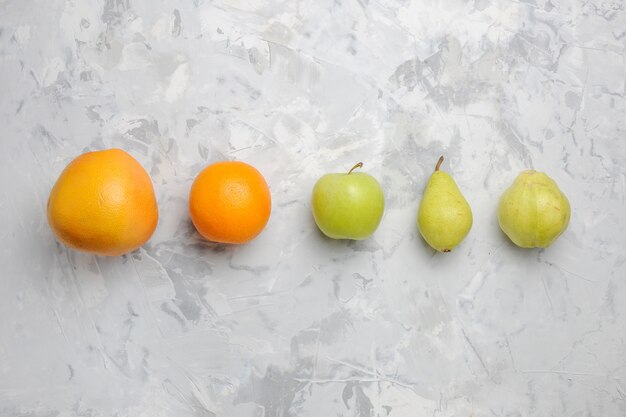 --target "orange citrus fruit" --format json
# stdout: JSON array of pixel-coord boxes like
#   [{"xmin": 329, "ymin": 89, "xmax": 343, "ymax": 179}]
[
  {"xmin": 47, "ymin": 148, "xmax": 158, "ymax": 256},
  {"xmin": 189, "ymin": 161, "xmax": 271, "ymax": 244}
]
